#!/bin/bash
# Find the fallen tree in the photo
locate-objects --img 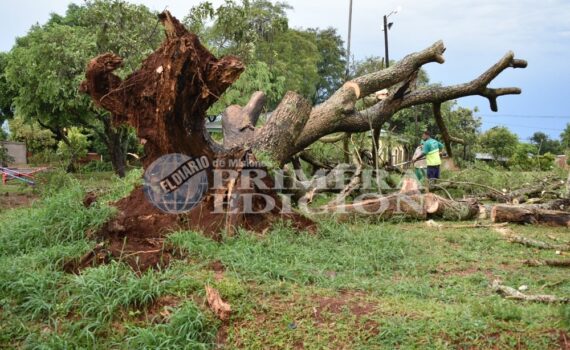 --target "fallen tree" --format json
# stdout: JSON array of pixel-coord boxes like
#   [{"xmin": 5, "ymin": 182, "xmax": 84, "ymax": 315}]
[{"xmin": 79, "ymin": 11, "xmax": 526, "ymax": 266}]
